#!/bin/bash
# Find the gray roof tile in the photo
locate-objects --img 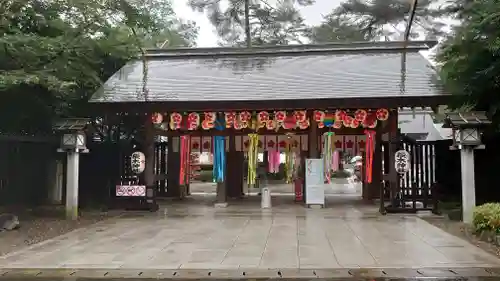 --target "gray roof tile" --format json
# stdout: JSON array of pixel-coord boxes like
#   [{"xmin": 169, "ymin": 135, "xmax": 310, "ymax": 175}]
[{"xmin": 90, "ymin": 42, "xmax": 447, "ymax": 104}]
